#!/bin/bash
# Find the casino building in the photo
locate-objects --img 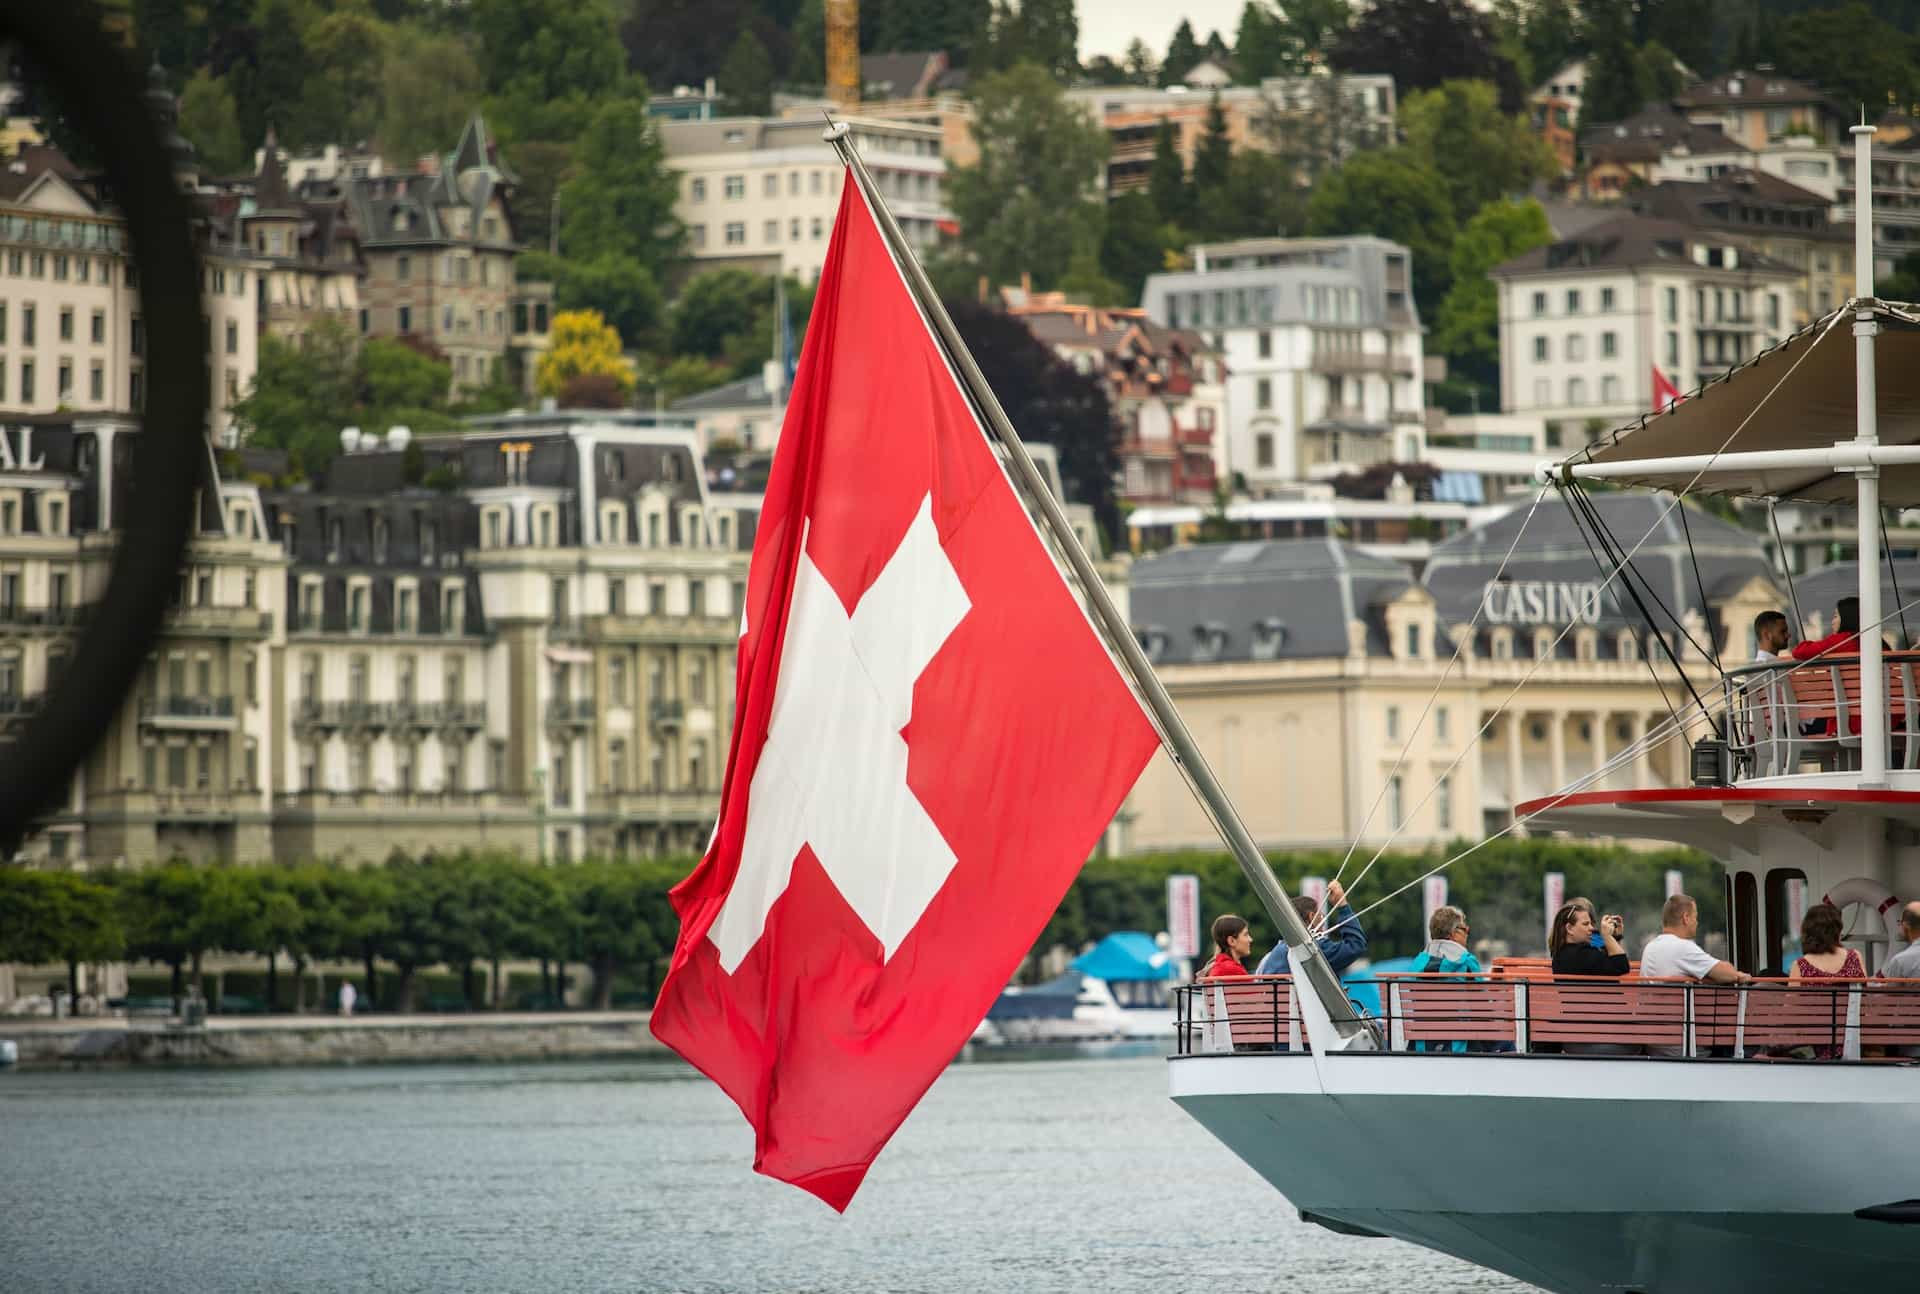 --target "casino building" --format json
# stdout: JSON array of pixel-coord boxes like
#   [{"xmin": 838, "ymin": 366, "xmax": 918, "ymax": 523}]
[{"xmin": 1119, "ymin": 494, "xmax": 1788, "ymax": 852}]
